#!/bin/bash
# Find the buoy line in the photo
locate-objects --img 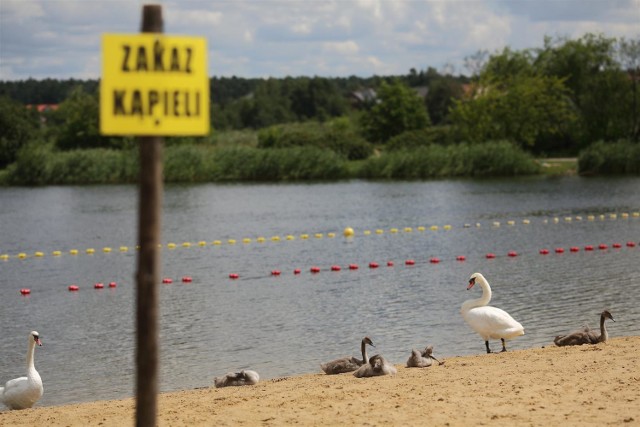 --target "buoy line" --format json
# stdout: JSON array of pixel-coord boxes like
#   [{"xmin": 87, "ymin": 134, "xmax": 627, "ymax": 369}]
[
  {"xmin": 14, "ymin": 240, "xmax": 637, "ymax": 295},
  {"xmin": 2, "ymin": 211, "xmax": 639, "ymax": 262}
]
